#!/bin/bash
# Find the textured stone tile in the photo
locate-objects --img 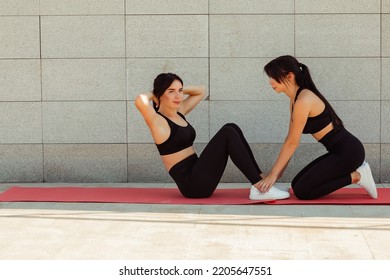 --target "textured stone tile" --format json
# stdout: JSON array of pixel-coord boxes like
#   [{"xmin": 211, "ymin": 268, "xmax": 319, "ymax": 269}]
[
  {"xmin": 295, "ymin": 0, "xmax": 380, "ymax": 13},
  {"xmin": 0, "ymin": 0, "xmax": 39, "ymax": 15},
  {"xmin": 126, "ymin": 15, "xmax": 208, "ymax": 57},
  {"xmin": 209, "ymin": 0, "xmax": 293, "ymax": 14},
  {"xmin": 42, "ymin": 101, "xmax": 127, "ymax": 143},
  {"xmin": 44, "ymin": 144, "xmax": 127, "ymax": 182},
  {"xmin": 296, "ymin": 14, "xmax": 380, "ymax": 57},
  {"xmin": 383, "ymin": 59, "xmax": 390, "ymax": 100},
  {"xmin": 42, "ymin": 59, "xmax": 126, "ymax": 101},
  {"xmin": 0, "ymin": 102, "xmax": 42, "ymax": 144},
  {"xmin": 210, "ymin": 15, "xmax": 294, "ymax": 57},
  {"xmin": 0, "ymin": 144, "xmax": 43, "ymax": 183},
  {"xmin": 0, "ymin": 16, "xmax": 40, "ymax": 58},
  {"xmin": 384, "ymin": 0, "xmax": 390, "ymax": 13},
  {"xmin": 41, "ymin": 16, "xmax": 125, "ymax": 58},
  {"xmin": 126, "ymin": 0, "xmax": 208, "ymax": 14},
  {"xmin": 383, "ymin": 15, "xmax": 390, "ymax": 57},
  {"xmin": 40, "ymin": 0, "xmax": 124, "ymax": 15},
  {"xmin": 0, "ymin": 59, "xmax": 41, "ymax": 101},
  {"xmin": 381, "ymin": 101, "xmax": 390, "ymax": 143}
]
